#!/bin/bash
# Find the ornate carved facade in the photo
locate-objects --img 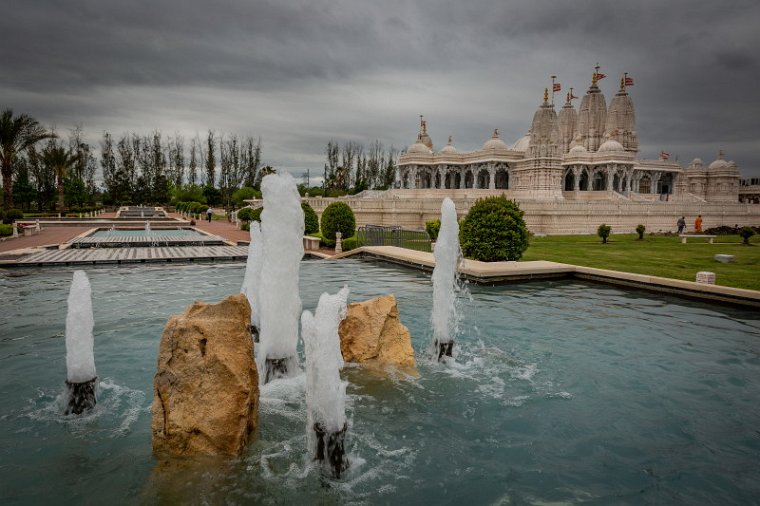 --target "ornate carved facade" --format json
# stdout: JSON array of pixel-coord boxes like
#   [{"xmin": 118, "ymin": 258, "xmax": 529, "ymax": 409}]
[{"xmin": 396, "ymin": 72, "xmax": 743, "ymax": 204}]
